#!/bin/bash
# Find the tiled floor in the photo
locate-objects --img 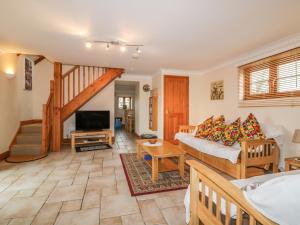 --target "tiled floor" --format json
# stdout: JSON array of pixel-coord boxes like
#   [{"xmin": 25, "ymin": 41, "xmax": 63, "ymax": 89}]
[{"xmin": 0, "ymin": 129, "xmax": 187, "ymax": 225}]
